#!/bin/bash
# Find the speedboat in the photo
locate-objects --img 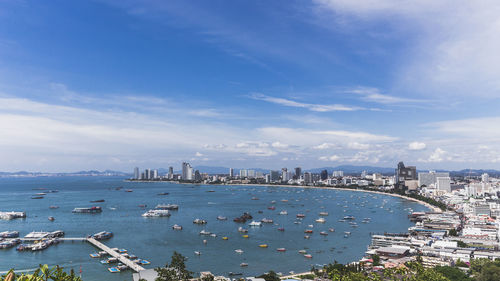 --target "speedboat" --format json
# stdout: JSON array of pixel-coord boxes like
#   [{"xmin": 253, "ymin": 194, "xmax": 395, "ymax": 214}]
[
  {"xmin": 235, "ymin": 249, "xmax": 244, "ymax": 254},
  {"xmin": 315, "ymin": 218, "xmax": 326, "ymax": 223},
  {"xmin": 259, "ymin": 244, "xmax": 268, "ymax": 248},
  {"xmin": 277, "ymin": 248, "xmax": 286, "ymax": 252},
  {"xmin": 279, "ymin": 210, "xmax": 288, "ymax": 215},
  {"xmin": 199, "ymin": 230, "xmax": 211, "ymax": 235},
  {"xmin": 249, "ymin": 221, "xmax": 262, "ymax": 227},
  {"xmin": 172, "ymin": 224, "xmax": 183, "ymax": 230},
  {"xmin": 217, "ymin": 216, "xmax": 227, "ymax": 221}
]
